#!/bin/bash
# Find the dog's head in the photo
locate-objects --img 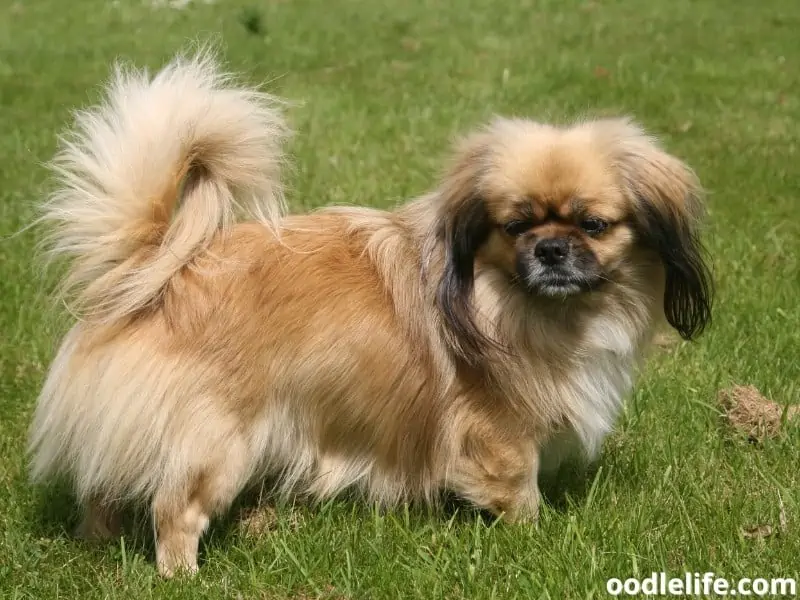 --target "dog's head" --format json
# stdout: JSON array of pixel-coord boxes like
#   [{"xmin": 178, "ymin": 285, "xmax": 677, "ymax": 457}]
[{"xmin": 434, "ymin": 117, "xmax": 713, "ymax": 362}]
